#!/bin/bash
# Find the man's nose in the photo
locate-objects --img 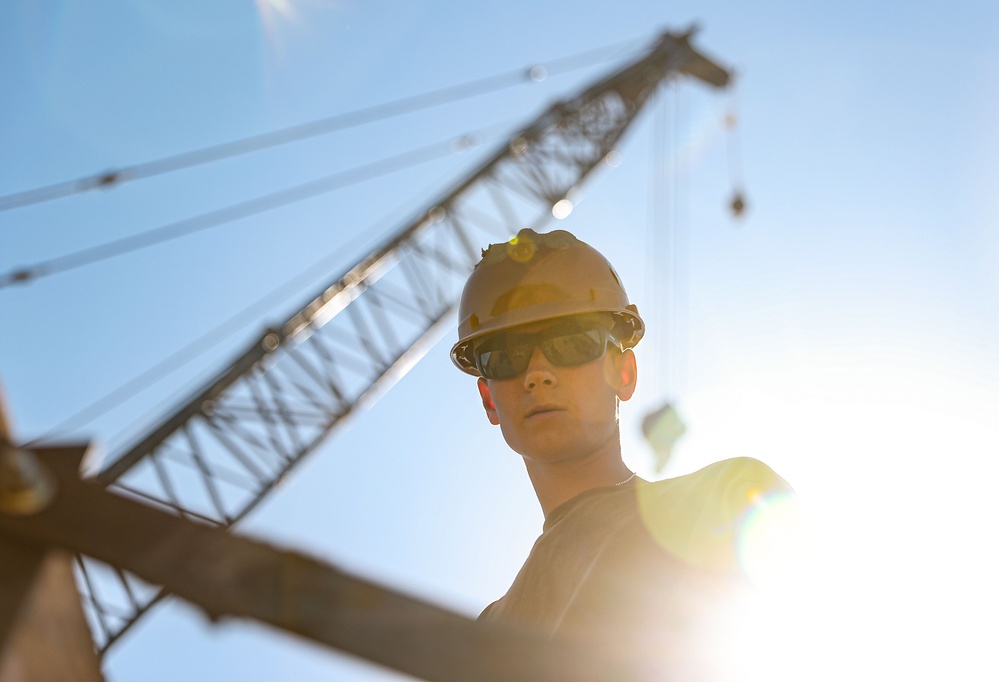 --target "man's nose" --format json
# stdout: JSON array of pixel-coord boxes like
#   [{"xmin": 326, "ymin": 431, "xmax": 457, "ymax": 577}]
[{"xmin": 523, "ymin": 346, "xmax": 557, "ymax": 390}]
